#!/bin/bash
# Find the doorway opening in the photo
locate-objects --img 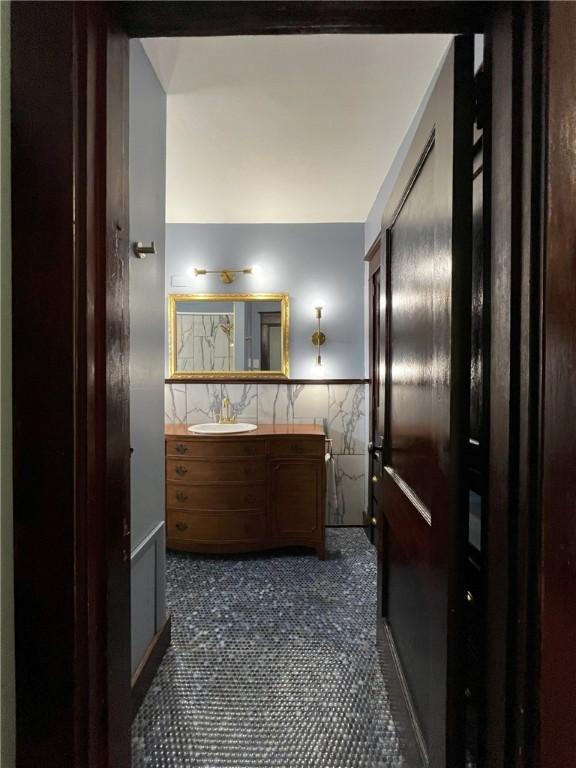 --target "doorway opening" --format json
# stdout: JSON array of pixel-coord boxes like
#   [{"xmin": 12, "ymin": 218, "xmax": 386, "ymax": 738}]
[
  {"xmin": 127, "ymin": 30, "xmax": 486, "ymax": 768},
  {"xmin": 9, "ymin": 5, "xmax": 547, "ymax": 768}
]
